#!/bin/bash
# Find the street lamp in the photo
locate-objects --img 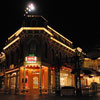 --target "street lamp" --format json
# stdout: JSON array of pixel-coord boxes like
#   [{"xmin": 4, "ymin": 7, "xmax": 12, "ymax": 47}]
[
  {"xmin": 75, "ymin": 47, "xmax": 83, "ymax": 96},
  {"xmin": 55, "ymin": 54, "xmax": 60, "ymax": 95}
]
